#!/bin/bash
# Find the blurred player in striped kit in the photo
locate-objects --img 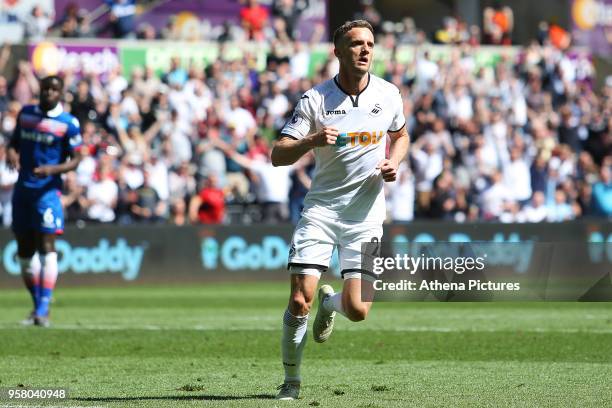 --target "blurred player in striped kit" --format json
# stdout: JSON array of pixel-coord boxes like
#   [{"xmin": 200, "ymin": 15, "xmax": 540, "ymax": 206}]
[{"xmin": 7, "ymin": 75, "xmax": 83, "ymax": 327}]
